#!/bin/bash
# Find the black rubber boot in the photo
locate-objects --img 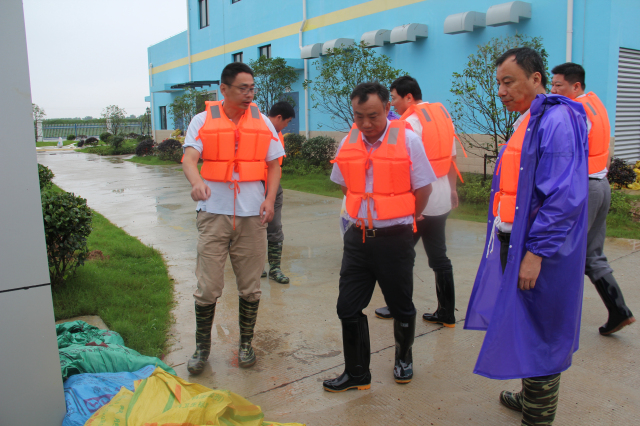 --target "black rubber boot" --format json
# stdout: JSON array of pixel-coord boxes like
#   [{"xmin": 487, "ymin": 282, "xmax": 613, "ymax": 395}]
[
  {"xmin": 393, "ymin": 315, "xmax": 415, "ymax": 384},
  {"xmin": 423, "ymin": 270, "xmax": 456, "ymax": 328},
  {"xmin": 593, "ymin": 273, "xmax": 635, "ymax": 335},
  {"xmin": 323, "ymin": 315, "xmax": 371, "ymax": 392},
  {"xmin": 187, "ymin": 302, "xmax": 216, "ymax": 375},
  {"xmin": 268, "ymin": 241, "xmax": 290, "ymax": 284},
  {"xmin": 238, "ymin": 298, "xmax": 260, "ymax": 368},
  {"xmin": 374, "ymin": 306, "xmax": 393, "ymax": 319}
]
